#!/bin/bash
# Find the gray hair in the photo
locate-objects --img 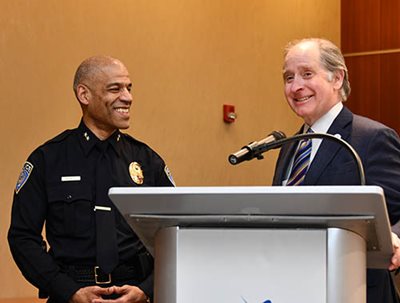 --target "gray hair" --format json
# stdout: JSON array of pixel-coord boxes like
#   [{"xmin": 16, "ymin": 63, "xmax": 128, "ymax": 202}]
[{"xmin": 284, "ymin": 38, "xmax": 351, "ymax": 101}]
